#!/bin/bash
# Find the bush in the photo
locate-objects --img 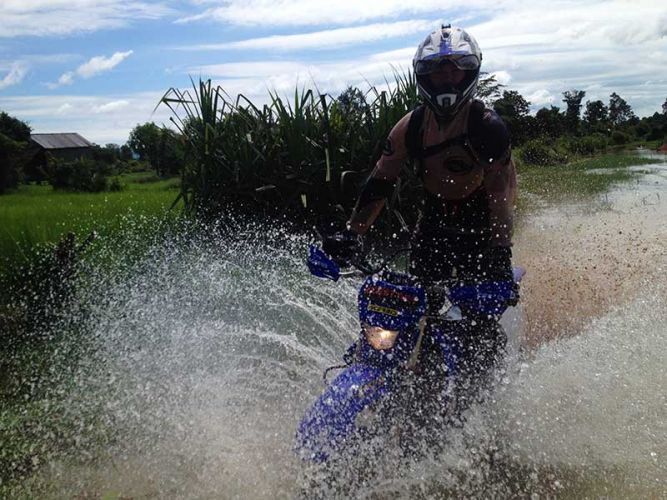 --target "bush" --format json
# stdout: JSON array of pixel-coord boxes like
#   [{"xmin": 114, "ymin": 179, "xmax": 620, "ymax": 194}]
[
  {"xmin": 611, "ymin": 130, "xmax": 630, "ymax": 145},
  {"xmin": 108, "ymin": 177, "xmax": 124, "ymax": 192},
  {"xmin": 518, "ymin": 138, "xmax": 568, "ymax": 166},
  {"xmin": 114, "ymin": 159, "xmax": 151, "ymax": 174},
  {"xmin": 565, "ymin": 134, "xmax": 608, "ymax": 155},
  {"xmin": 47, "ymin": 157, "xmax": 111, "ymax": 192},
  {"xmin": 0, "ymin": 134, "xmax": 24, "ymax": 193}
]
